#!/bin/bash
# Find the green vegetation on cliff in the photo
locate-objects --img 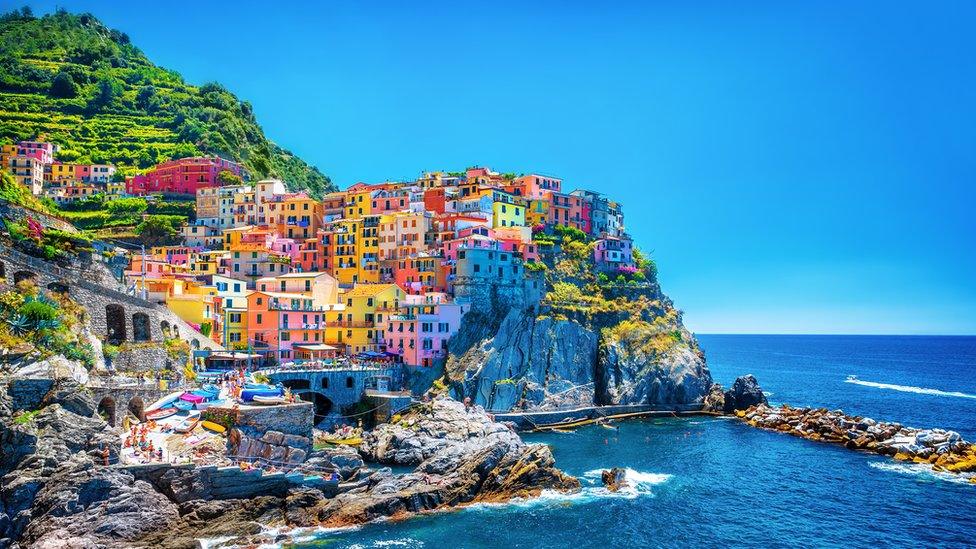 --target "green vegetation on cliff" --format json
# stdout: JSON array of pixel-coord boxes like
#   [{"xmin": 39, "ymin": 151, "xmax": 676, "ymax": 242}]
[{"xmin": 0, "ymin": 8, "xmax": 334, "ymax": 196}]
